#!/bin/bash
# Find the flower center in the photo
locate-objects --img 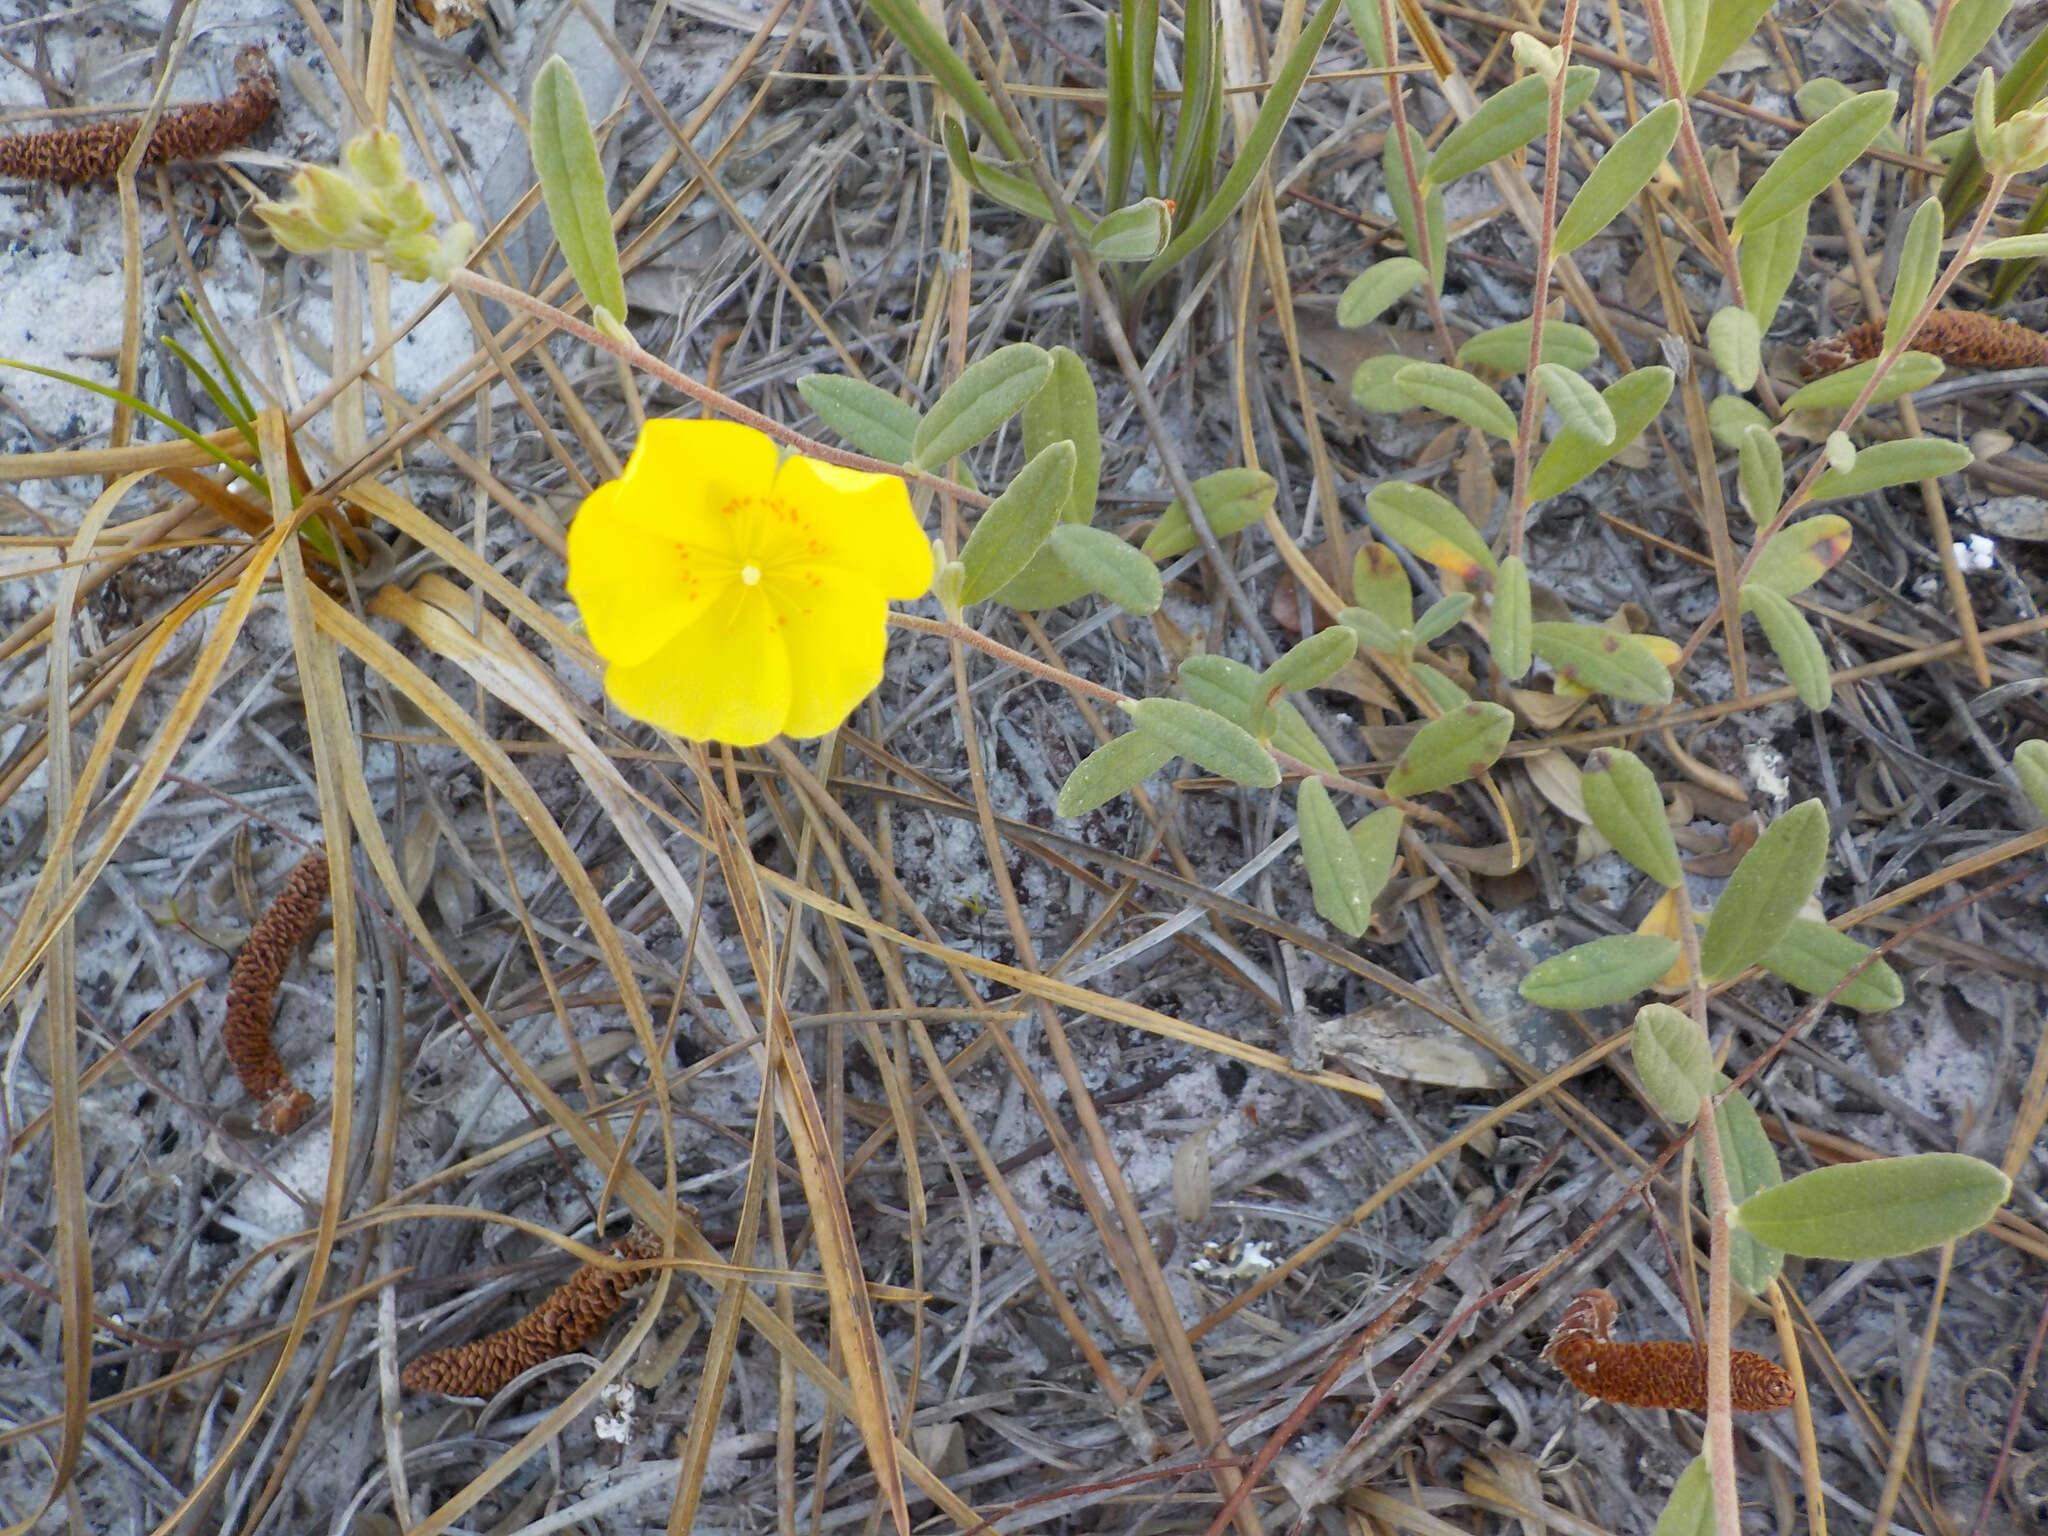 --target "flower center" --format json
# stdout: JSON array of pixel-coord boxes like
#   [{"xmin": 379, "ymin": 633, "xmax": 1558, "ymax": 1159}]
[{"xmin": 740, "ymin": 563, "xmax": 762, "ymax": 586}]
